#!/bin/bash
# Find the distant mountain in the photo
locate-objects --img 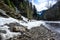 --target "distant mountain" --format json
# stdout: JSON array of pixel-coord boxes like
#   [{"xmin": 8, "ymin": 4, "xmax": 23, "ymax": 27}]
[
  {"xmin": 38, "ymin": 10, "xmax": 46, "ymax": 16},
  {"xmin": 43, "ymin": 1, "xmax": 60, "ymax": 21},
  {"xmin": 36, "ymin": 10, "xmax": 46, "ymax": 20}
]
